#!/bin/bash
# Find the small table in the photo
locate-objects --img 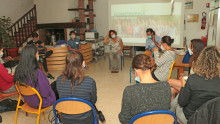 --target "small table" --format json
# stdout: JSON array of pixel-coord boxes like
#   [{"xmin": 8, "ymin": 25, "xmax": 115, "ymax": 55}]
[{"xmin": 174, "ymin": 55, "xmax": 191, "ymax": 78}]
